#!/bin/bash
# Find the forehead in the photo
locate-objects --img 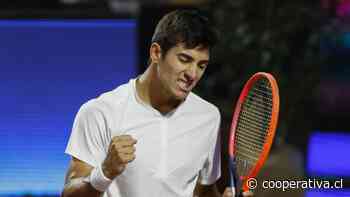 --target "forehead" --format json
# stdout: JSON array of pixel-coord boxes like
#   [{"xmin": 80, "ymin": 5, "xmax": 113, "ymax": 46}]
[{"xmin": 168, "ymin": 43, "xmax": 209, "ymax": 59}]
